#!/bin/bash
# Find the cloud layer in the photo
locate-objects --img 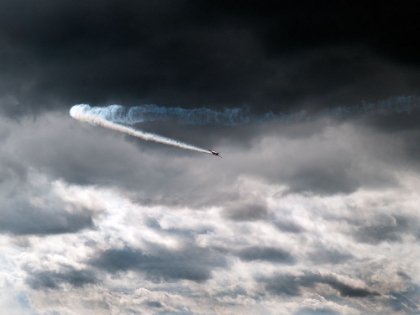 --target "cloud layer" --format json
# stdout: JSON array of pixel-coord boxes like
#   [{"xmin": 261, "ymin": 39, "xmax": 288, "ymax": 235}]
[{"xmin": 1, "ymin": 109, "xmax": 420, "ymax": 314}]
